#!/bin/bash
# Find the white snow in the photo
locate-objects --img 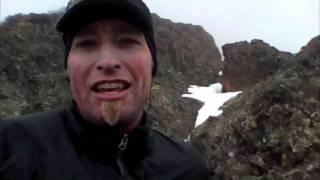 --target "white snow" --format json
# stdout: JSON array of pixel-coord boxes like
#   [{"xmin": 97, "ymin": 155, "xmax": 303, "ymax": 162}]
[
  {"xmin": 218, "ymin": 70, "xmax": 223, "ymax": 76},
  {"xmin": 182, "ymin": 83, "xmax": 242, "ymax": 128}
]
